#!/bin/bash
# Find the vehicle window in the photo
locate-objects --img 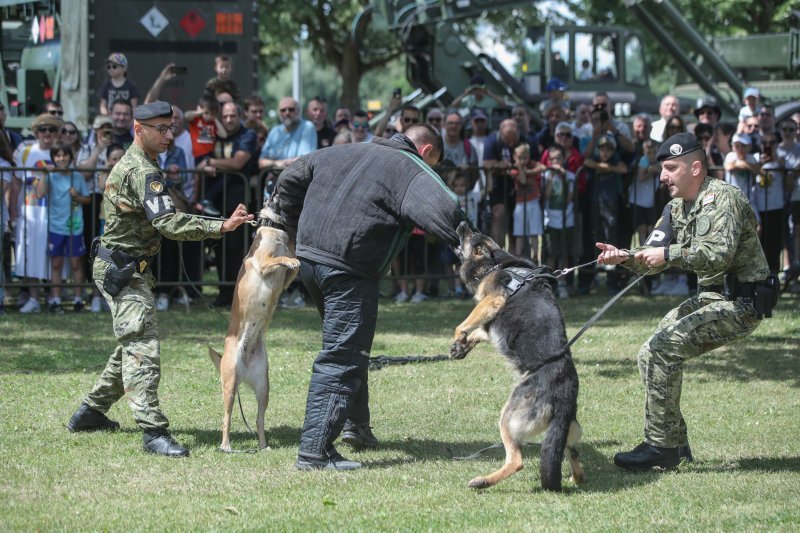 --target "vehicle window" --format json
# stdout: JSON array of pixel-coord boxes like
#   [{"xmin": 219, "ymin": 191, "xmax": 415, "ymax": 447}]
[
  {"xmin": 624, "ymin": 34, "xmax": 647, "ymax": 86},
  {"xmin": 574, "ymin": 31, "xmax": 618, "ymax": 82},
  {"xmin": 551, "ymin": 31, "xmax": 570, "ymax": 81}
]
